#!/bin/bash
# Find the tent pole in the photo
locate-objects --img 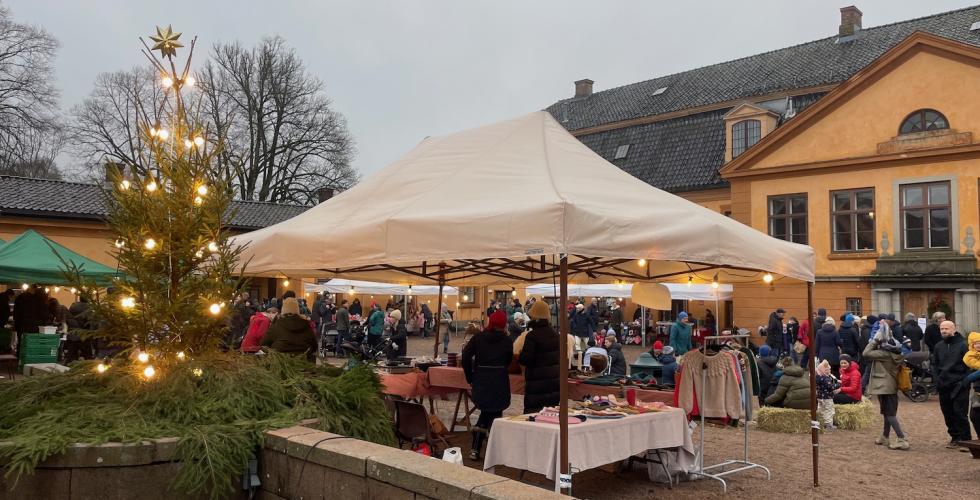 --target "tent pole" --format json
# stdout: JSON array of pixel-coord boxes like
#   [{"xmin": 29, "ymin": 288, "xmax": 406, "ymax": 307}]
[
  {"xmin": 807, "ymin": 281, "xmax": 819, "ymax": 487},
  {"xmin": 557, "ymin": 255, "xmax": 570, "ymax": 494},
  {"xmin": 641, "ymin": 306, "xmax": 646, "ymax": 347},
  {"xmin": 433, "ymin": 263, "xmax": 445, "ymax": 358}
]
